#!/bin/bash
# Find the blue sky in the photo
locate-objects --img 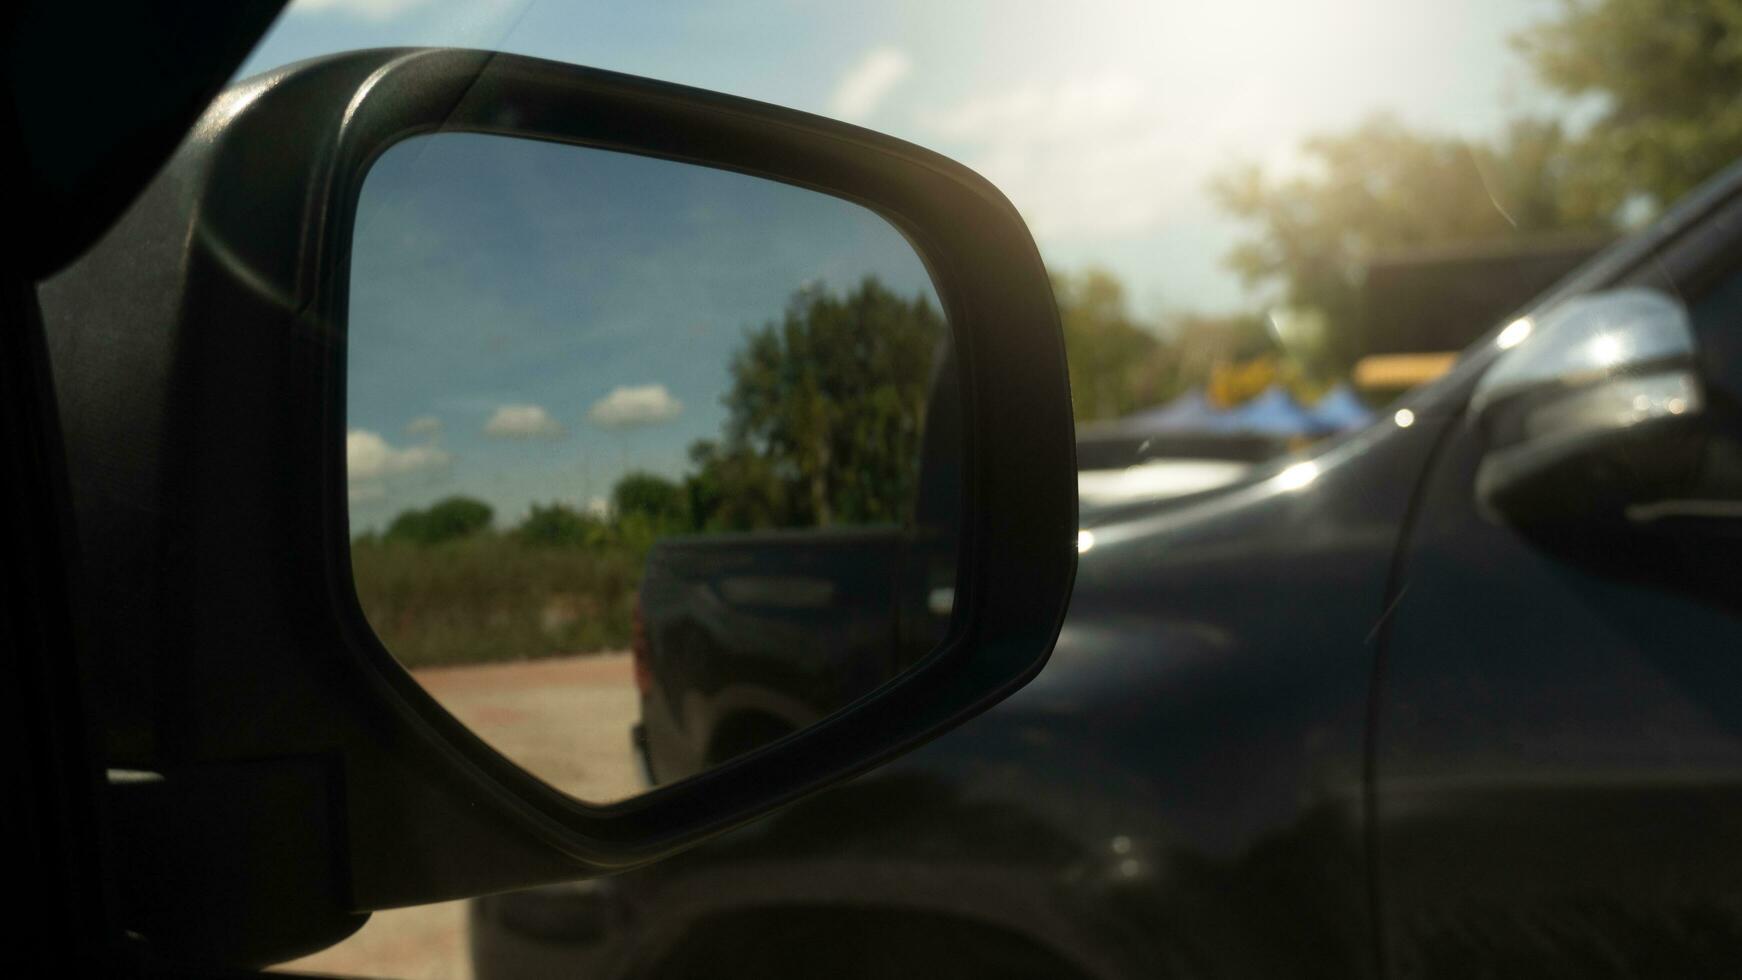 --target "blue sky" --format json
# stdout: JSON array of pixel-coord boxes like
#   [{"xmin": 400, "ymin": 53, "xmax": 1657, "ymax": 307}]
[
  {"xmin": 238, "ymin": 0, "xmax": 1575, "ymax": 526},
  {"xmin": 345, "ymin": 132, "xmax": 936, "ymax": 528}
]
